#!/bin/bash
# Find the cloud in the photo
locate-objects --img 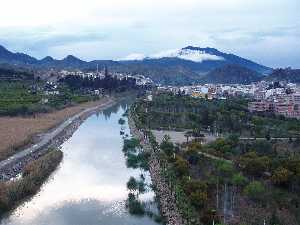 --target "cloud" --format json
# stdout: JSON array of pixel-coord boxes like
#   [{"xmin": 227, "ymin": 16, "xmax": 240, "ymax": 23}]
[
  {"xmin": 30, "ymin": 32, "xmax": 109, "ymax": 50},
  {"xmin": 119, "ymin": 48, "xmax": 225, "ymax": 63},
  {"xmin": 118, "ymin": 53, "xmax": 145, "ymax": 61},
  {"xmin": 149, "ymin": 48, "xmax": 225, "ymax": 62},
  {"xmin": 0, "ymin": 27, "xmax": 109, "ymax": 58},
  {"xmin": 0, "ymin": 0, "xmax": 299, "ymax": 67},
  {"xmin": 207, "ymin": 25, "xmax": 300, "ymax": 68}
]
